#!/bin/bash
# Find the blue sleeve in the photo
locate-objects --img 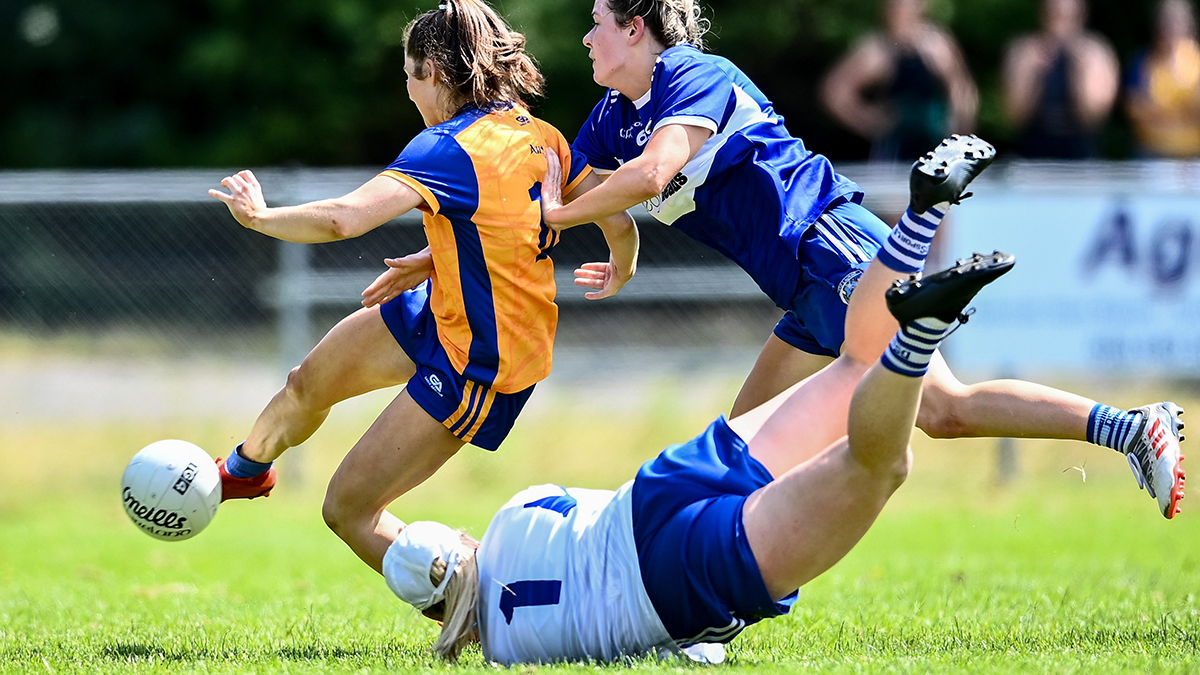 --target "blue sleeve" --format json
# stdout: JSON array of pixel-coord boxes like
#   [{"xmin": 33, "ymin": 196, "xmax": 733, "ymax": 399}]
[
  {"xmin": 572, "ymin": 97, "xmax": 622, "ymax": 172},
  {"xmin": 383, "ymin": 130, "xmax": 476, "ymax": 216},
  {"xmin": 566, "ymin": 143, "xmax": 589, "ymax": 186},
  {"xmin": 653, "ymin": 56, "xmax": 737, "ymax": 133}
]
